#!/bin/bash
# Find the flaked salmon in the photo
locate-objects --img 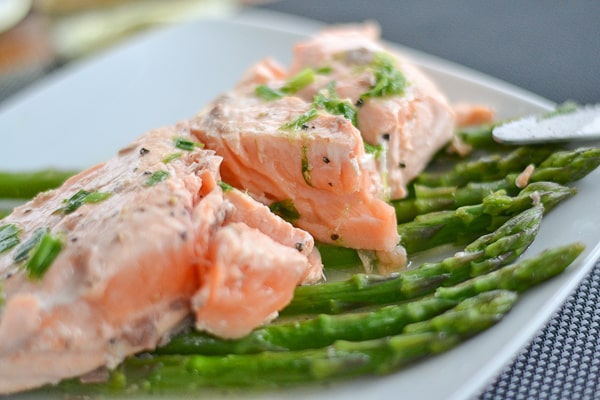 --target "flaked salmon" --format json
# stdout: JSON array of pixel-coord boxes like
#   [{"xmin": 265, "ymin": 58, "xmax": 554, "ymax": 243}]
[
  {"xmin": 191, "ymin": 24, "xmax": 454, "ymax": 262},
  {"xmin": 0, "ymin": 123, "xmax": 321, "ymax": 394}
]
